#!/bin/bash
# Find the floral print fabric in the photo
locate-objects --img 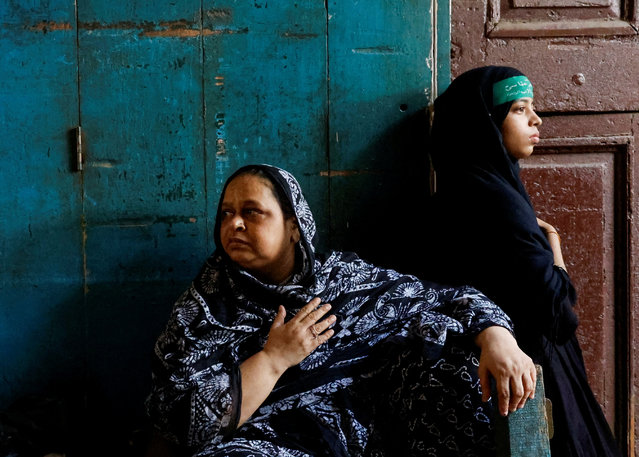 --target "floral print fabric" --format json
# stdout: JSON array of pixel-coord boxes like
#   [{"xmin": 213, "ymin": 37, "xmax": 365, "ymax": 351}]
[{"xmin": 146, "ymin": 165, "xmax": 512, "ymax": 456}]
